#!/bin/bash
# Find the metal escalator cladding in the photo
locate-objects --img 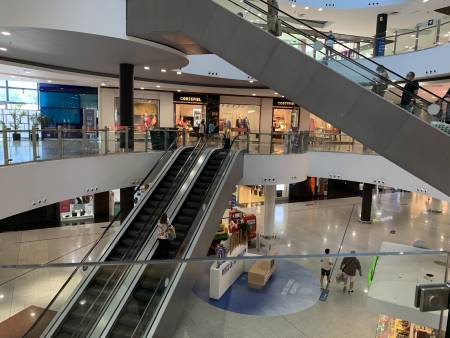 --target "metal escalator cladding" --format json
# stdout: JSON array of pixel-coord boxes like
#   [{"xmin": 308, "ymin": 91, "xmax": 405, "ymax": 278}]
[
  {"xmin": 107, "ymin": 149, "xmax": 228, "ymax": 338},
  {"xmin": 53, "ymin": 147, "xmax": 194, "ymax": 338}
]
